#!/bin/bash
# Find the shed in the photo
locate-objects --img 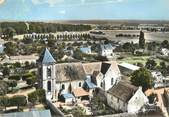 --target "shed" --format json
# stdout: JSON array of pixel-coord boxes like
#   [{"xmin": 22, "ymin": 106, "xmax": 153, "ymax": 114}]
[
  {"xmin": 60, "ymin": 93, "xmax": 75, "ymax": 103},
  {"xmin": 118, "ymin": 63, "xmax": 140, "ymax": 75}
]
